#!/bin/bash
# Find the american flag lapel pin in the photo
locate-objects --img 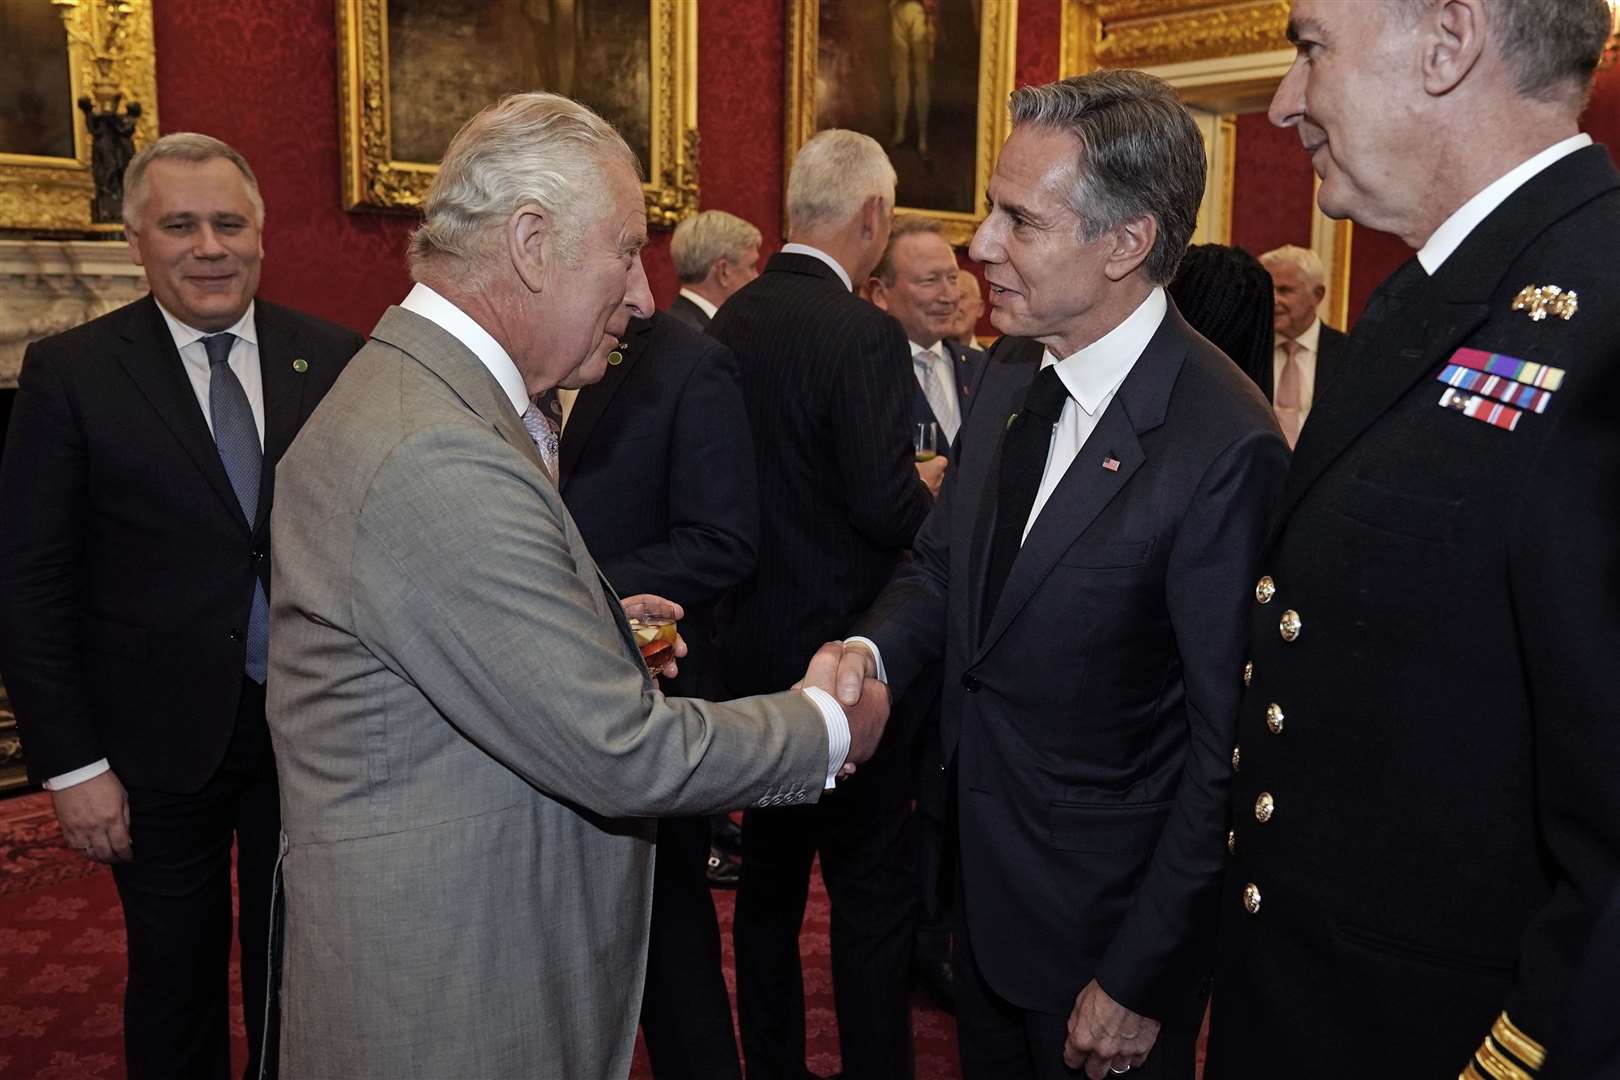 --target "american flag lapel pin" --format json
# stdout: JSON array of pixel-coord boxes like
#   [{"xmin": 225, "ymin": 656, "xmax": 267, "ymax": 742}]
[{"xmin": 1102, "ymin": 456, "xmax": 1120, "ymax": 472}]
